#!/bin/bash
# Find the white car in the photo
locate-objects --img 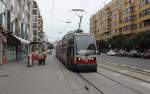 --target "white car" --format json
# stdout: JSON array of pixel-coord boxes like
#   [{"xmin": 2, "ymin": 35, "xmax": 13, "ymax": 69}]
[{"xmin": 107, "ymin": 50, "xmax": 117, "ymax": 56}]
